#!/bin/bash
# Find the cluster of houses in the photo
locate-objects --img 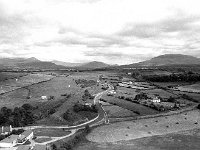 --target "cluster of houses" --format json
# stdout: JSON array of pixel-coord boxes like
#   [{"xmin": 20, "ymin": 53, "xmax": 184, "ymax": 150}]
[
  {"xmin": 118, "ymin": 81, "xmax": 154, "ymax": 90},
  {"xmin": 0, "ymin": 126, "xmax": 46, "ymax": 150}
]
